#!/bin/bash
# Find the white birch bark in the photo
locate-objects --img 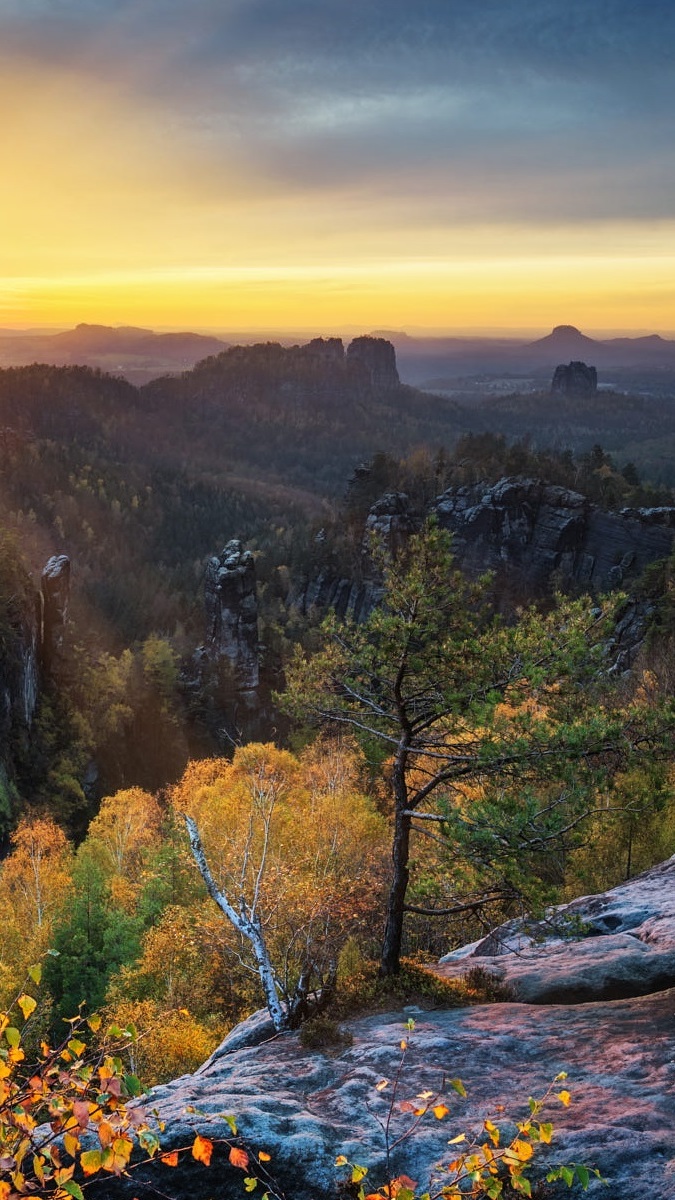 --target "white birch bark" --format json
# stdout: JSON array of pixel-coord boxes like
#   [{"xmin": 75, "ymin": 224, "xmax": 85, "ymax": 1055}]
[{"xmin": 183, "ymin": 815, "xmax": 287, "ymax": 1032}]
